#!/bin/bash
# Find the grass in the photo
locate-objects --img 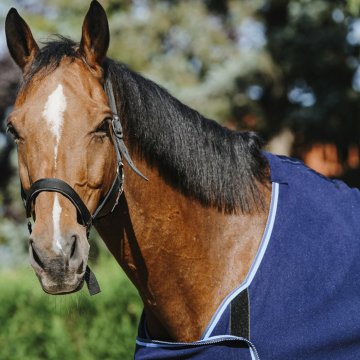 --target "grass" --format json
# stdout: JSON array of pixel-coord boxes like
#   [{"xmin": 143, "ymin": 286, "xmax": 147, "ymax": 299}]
[{"xmin": 0, "ymin": 253, "xmax": 142, "ymax": 360}]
